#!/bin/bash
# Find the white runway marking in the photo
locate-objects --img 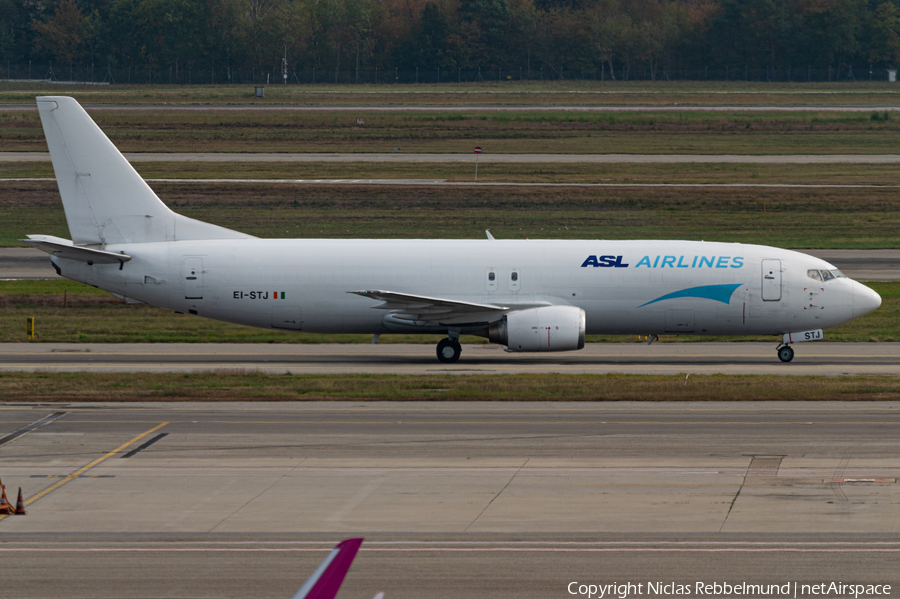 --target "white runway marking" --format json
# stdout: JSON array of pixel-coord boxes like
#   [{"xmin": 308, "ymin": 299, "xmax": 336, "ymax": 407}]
[{"xmin": 1, "ymin": 546, "xmax": 900, "ymax": 553}]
